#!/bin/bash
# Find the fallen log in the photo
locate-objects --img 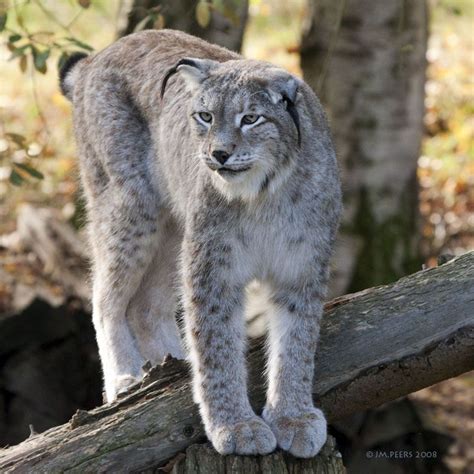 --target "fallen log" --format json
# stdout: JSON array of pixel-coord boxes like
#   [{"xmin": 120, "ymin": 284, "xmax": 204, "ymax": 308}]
[{"xmin": 0, "ymin": 251, "xmax": 472, "ymax": 473}]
